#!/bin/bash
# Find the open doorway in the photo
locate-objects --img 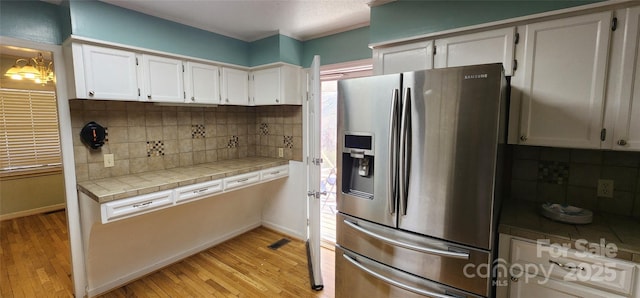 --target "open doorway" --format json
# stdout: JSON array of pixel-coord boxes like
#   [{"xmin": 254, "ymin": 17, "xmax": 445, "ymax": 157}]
[{"xmin": 319, "ymin": 60, "xmax": 372, "ymax": 246}]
